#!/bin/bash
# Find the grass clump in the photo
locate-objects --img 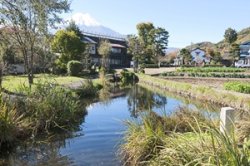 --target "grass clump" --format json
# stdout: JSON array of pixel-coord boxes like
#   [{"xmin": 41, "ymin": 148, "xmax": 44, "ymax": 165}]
[
  {"xmin": 74, "ymin": 79, "xmax": 99, "ymax": 98},
  {"xmin": 121, "ymin": 108, "xmax": 250, "ymax": 166},
  {"xmin": 0, "ymin": 94, "xmax": 31, "ymax": 149},
  {"xmin": 21, "ymin": 82, "xmax": 83, "ymax": 134},
  {"xmin": 120, "ymin": 108, "xmax": 217, "ymax": 165}
]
